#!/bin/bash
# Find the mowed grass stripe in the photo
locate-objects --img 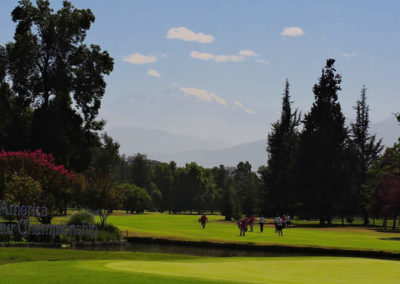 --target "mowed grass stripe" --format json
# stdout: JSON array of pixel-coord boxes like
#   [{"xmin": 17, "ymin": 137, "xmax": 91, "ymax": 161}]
[
  {"xmin": 1, "ymin": 257, "xmax": 400, "ymax": 284},
  {"xmin": 0, "ymin": 260, "xmax": 229, "ymax": 284},
  {"xmin": 100, "ymin": 213, "xmax": 400, "ymax": 252},
  {"xmin": 106, "ymin": 257, "xmax": 400, "ymax": 284}
]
